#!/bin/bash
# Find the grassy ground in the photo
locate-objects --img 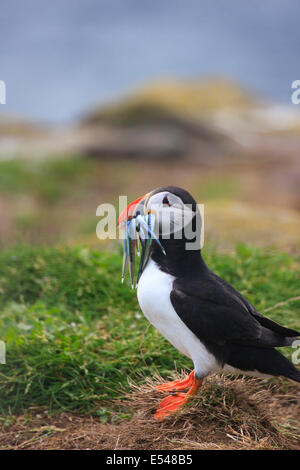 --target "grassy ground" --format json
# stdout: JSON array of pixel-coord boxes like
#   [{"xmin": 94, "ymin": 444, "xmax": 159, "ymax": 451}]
[
  {"xmin": 0, "ymin": 244, "xmax": 299, "ymax": 431},
  {"xmin": 1, "ymin": 373, "xmax": 299, "ymax": 450}
]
